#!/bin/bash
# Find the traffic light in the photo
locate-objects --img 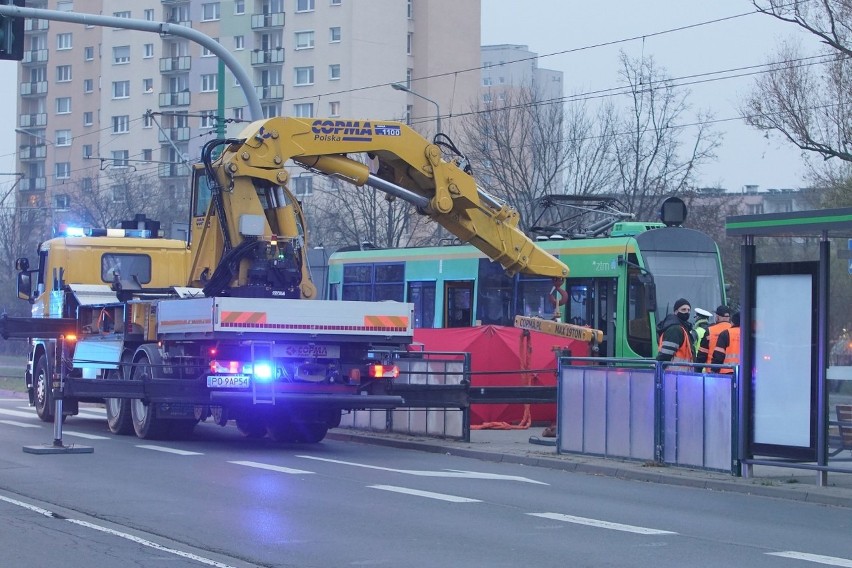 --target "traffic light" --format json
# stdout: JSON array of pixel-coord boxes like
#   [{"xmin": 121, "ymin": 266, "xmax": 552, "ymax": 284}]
[{"xmin": 0, "ymin": 0, "xmax": 24, "ymax": 62}]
